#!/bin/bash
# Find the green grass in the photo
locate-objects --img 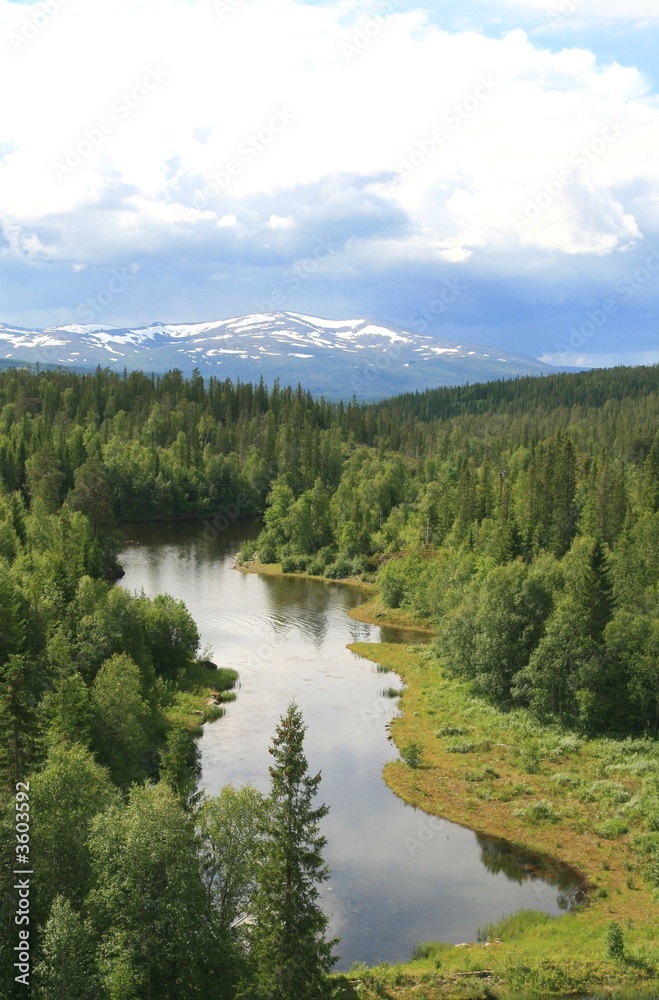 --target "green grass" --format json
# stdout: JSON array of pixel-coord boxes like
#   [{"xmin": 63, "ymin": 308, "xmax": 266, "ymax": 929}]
[
  {"xmin": 165, "ymin": 661, "xmax": 238, "ymax": 729},
  {"xmin": 344, "ymin": 637, "xmax": 659, "ymax": 999}
]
